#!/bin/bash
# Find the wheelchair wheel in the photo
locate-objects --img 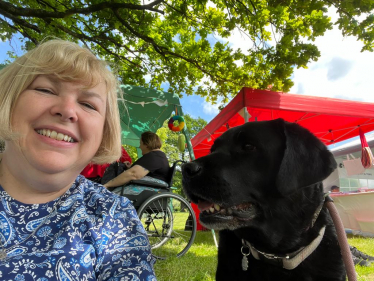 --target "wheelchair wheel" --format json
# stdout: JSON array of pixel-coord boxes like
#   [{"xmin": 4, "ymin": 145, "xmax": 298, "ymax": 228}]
[{"xmin": 137, "ymin": 193, "xmax": 197, "ymax": 259}]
